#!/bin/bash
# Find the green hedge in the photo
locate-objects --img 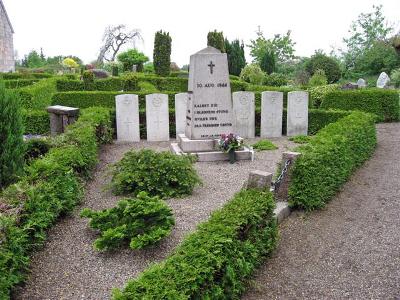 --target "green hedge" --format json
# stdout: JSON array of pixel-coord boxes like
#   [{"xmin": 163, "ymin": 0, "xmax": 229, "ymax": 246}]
[
  {"xmin": 0, "ymin": 107, "xmax": 112, "ymax": 299},
  {"xmin": 5, "ymin": 79, "xmax": 40, "ymax": 89},
  {"xmin": 1, "ymin": 73, "xmax": 53, "ymax": 80},
  {"xmin": 320, "ymin": 89, "xmax": 400, "ymax": 122},
  {"xmin": 113, "ymin": 189, "xmax": 278, "ymax": 299},
  {"xmin": 16, "ymin": 78, "xmax": 57, "ymax": 110},
  {"xmin": 23, "ymin": 110, "xmax": 49, "ymax": 134},
  {"xmin": 288, "ymin": 111, "xmax": 377, "ymax": 210}
]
